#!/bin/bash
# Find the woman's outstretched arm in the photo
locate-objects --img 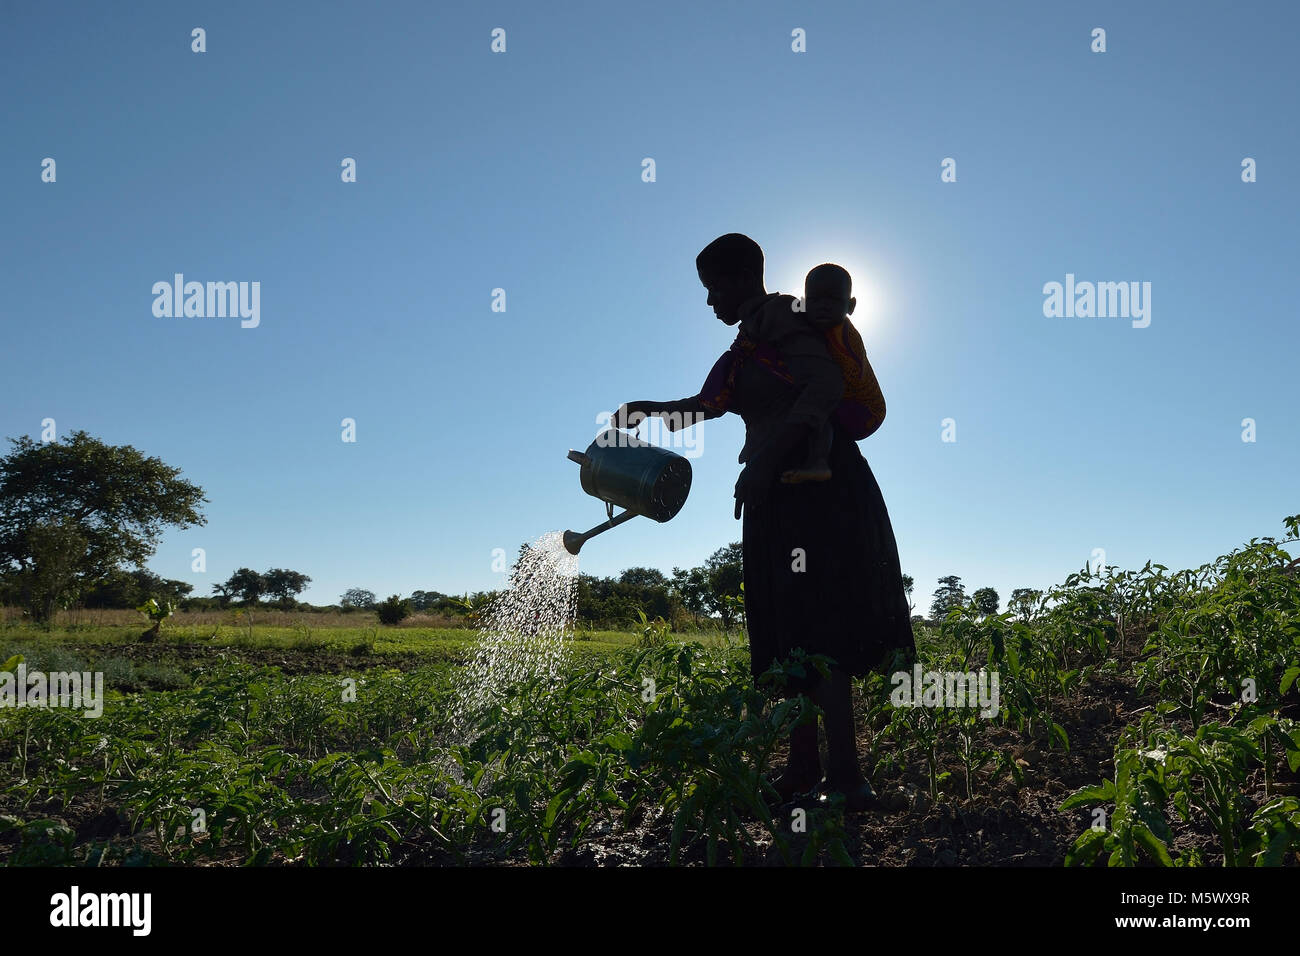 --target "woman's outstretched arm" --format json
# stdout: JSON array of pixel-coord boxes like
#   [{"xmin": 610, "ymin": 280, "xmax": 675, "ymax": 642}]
[{"xmin": 614, "ymin": 397, "xmax": 724, "ymax": 431}]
